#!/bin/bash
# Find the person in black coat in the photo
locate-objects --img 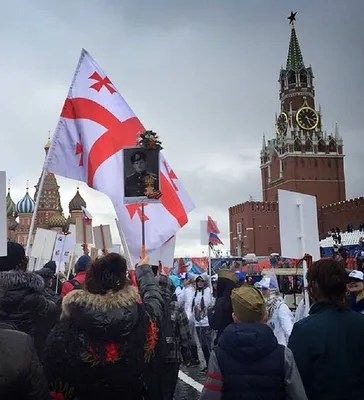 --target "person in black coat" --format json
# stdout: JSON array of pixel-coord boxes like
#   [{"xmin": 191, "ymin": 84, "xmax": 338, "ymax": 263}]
[
  {"xmin": 208, "ymin": 269, "xmax": 238, "ymax": 344},
  {"xmin": 0, "ymin": 242, "xmax": 58, "ymax": 360},
  {"xmin": 35, "ymin": 267, "xmax": 62, "ymax": 307},
  {"xmin": 43, "ymin": 254, "xmax": 164, "ymax": 400},
  {"xmin": 289, "ymin": 259, "xmax": 364, "ymax": 399},
  {"xmin": 0, "ymin": 323, "xmax": 51, "ymax": 399}
]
